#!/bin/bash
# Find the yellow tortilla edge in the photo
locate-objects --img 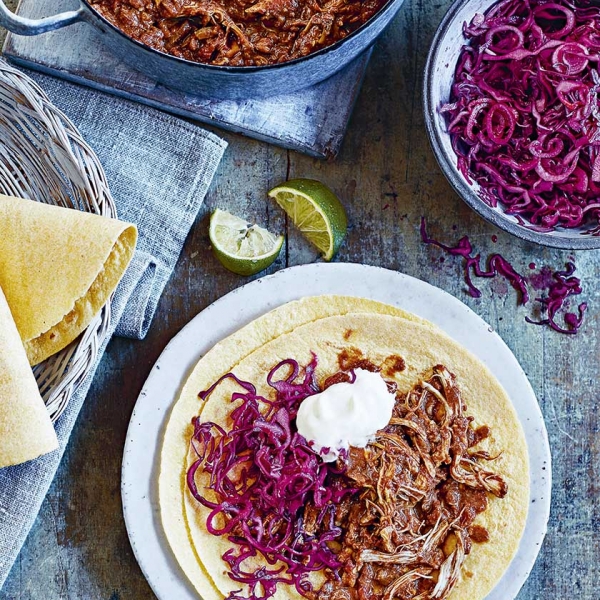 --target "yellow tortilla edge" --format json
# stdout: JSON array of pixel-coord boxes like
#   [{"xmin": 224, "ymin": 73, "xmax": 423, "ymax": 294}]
[
  {"xmin": 24, "ymin": 225, "xmax": 137, "ymax": 365},
  {"xmin": 0, "ymin": 286, "xmax": 58, "ymax": 468}
]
